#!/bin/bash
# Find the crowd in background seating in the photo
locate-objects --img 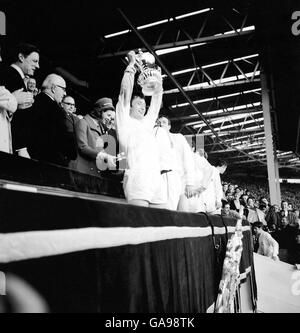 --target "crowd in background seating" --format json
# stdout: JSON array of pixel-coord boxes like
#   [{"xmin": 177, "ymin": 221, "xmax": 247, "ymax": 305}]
[{"xmin": 221, "ymin": 179, "xmax": 300, "ymax": 264}]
